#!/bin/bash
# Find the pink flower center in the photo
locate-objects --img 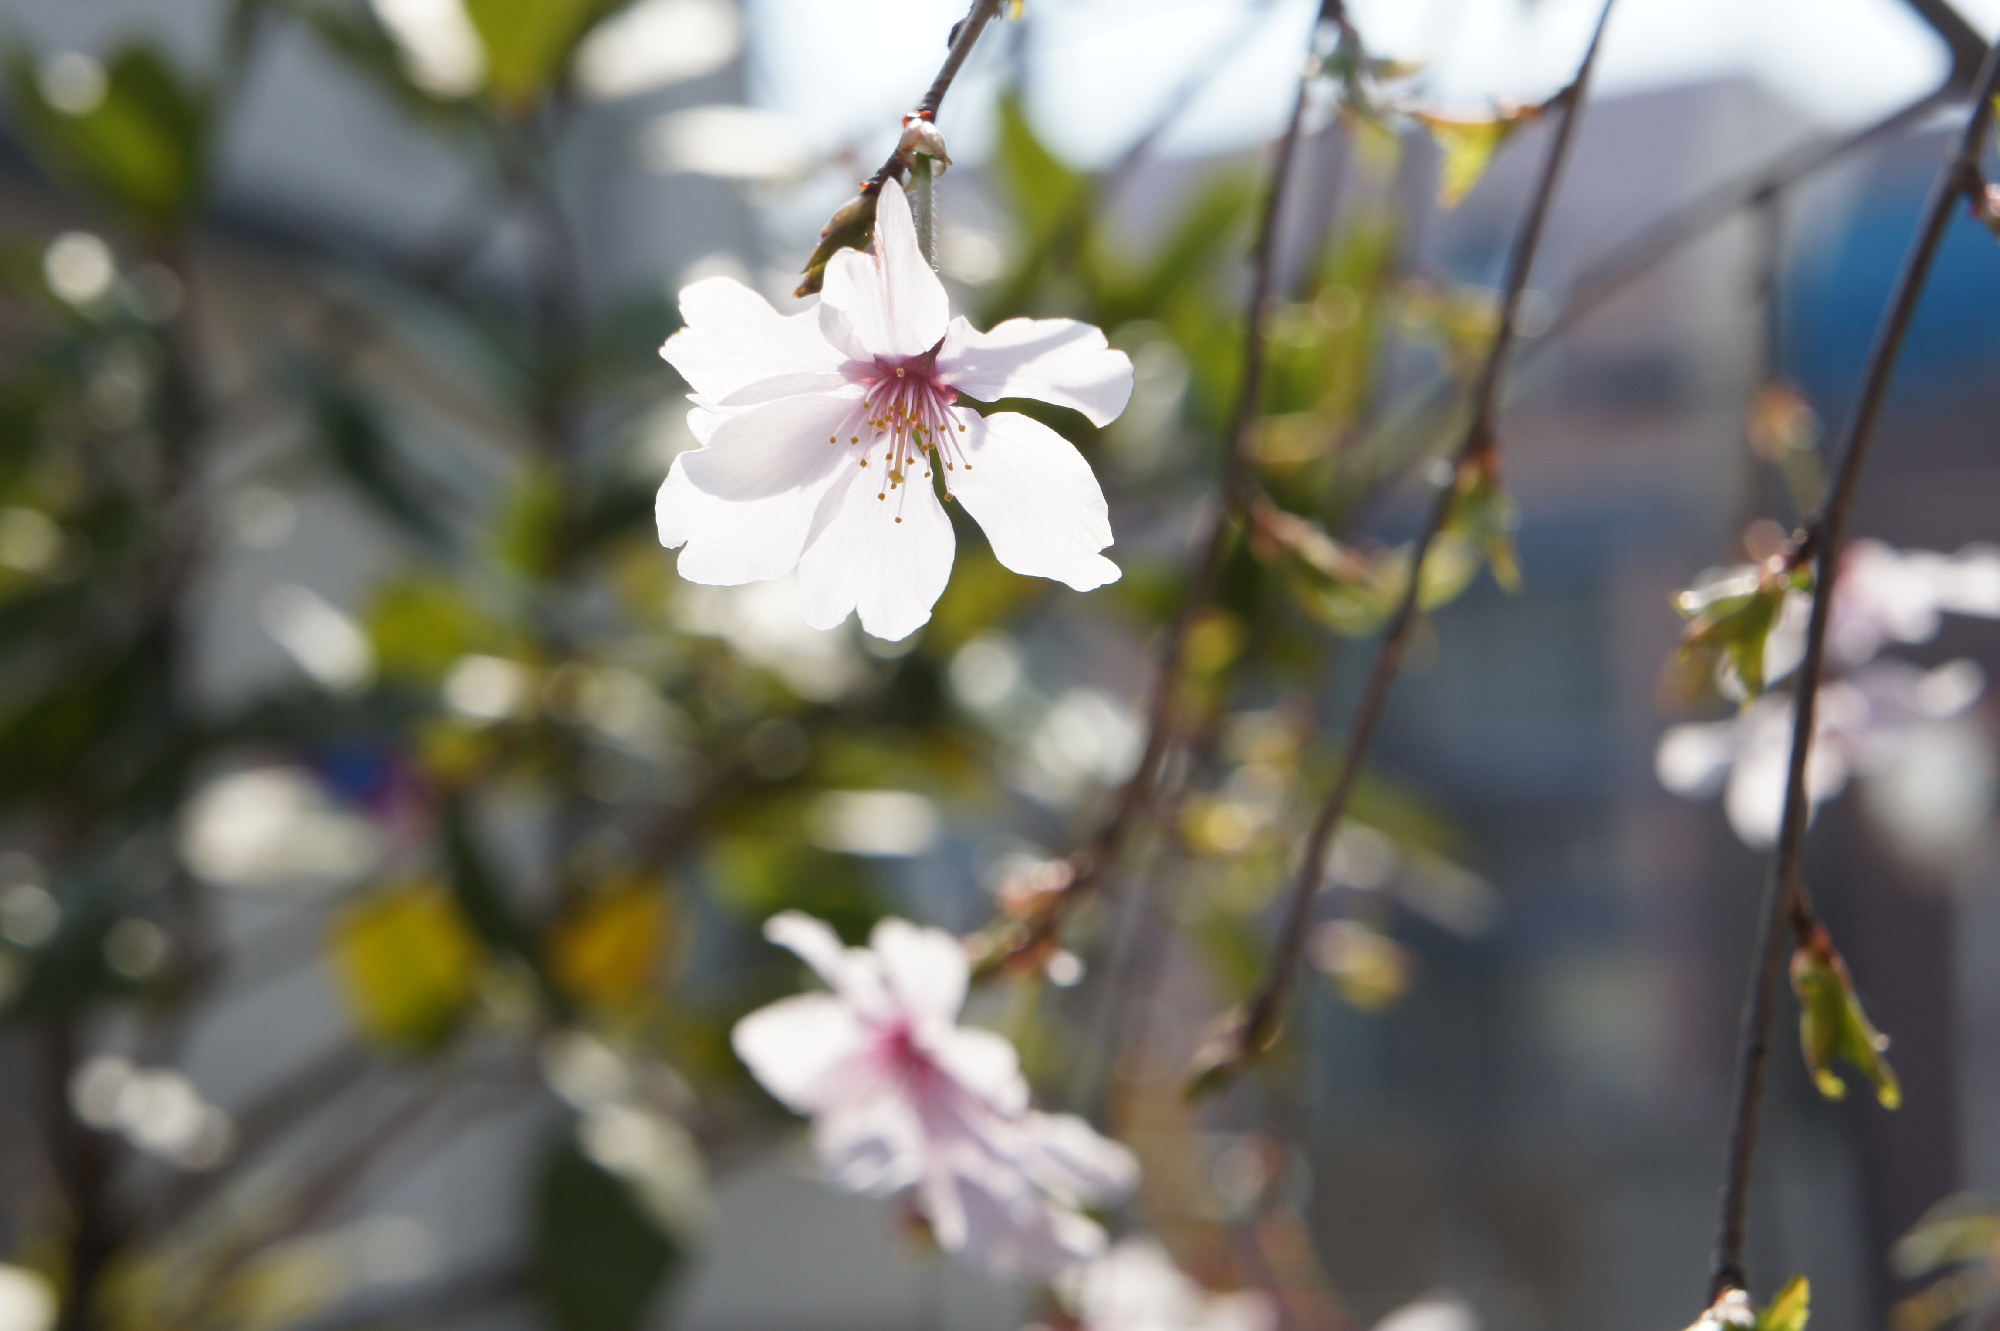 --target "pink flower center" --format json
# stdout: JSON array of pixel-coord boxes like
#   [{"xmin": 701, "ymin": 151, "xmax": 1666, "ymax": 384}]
[
  {"xmin": 876, "ymin": 1019, "xmax": 939, "ymax": 1090},
  {"xmin": 833, "ymin": 350, "xmax": 972, "ymax": 523}
]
